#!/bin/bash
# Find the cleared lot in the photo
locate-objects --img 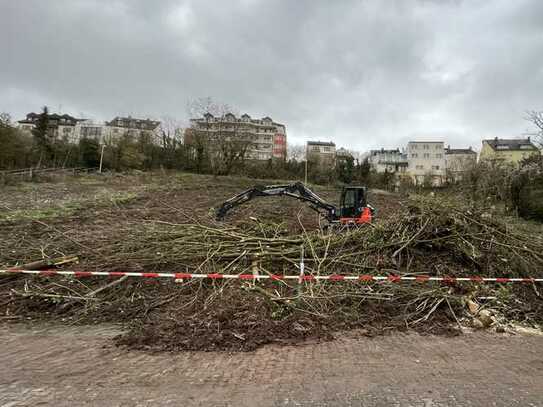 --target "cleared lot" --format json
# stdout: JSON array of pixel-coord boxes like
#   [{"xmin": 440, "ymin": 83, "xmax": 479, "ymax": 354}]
[{"xmin": 1, "ymin": 172, "xmax": 541, "ymax": 353}]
